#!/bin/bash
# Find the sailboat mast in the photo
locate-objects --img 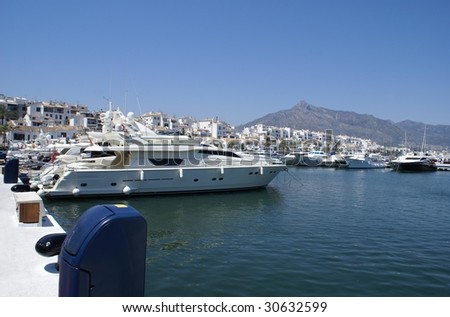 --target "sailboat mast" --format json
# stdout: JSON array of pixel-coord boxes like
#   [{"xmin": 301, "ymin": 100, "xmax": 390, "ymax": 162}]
[{"xmin": 421, "ymin": 125, "xmax": 427, "ymax": 153}]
